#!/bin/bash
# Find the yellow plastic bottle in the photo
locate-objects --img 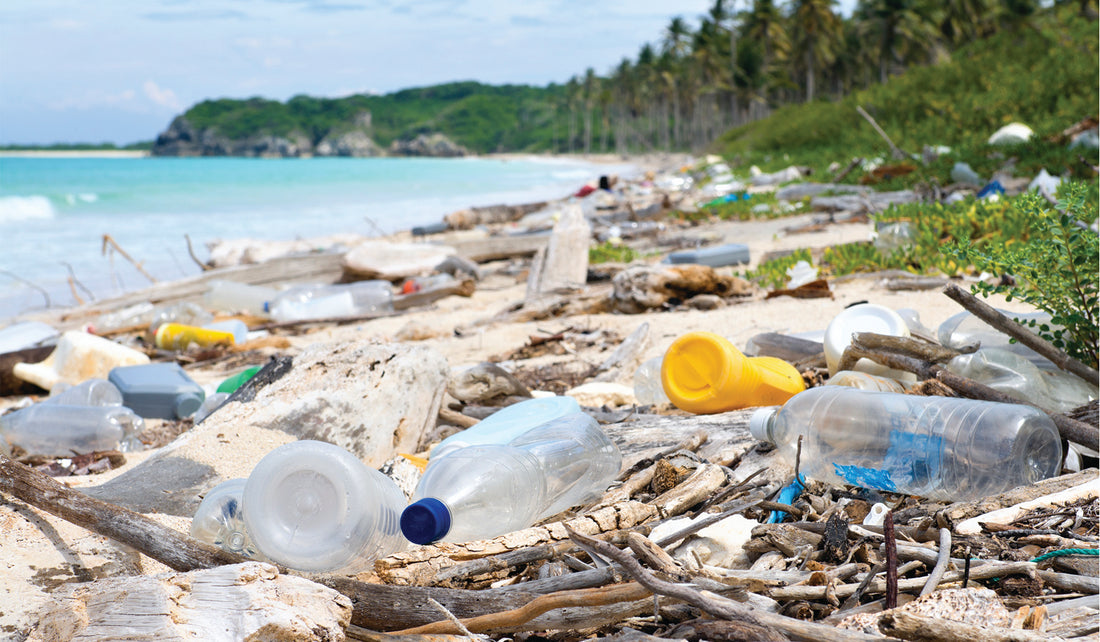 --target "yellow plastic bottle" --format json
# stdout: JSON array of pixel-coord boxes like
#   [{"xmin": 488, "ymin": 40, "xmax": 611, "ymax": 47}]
[
  {"xmin": 660, "ymin": 331, "xmax": 805, "ymax": 414},
  {"xmin": 154, "ymin": 323, "xmax": 236, "ymax": 351}
]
